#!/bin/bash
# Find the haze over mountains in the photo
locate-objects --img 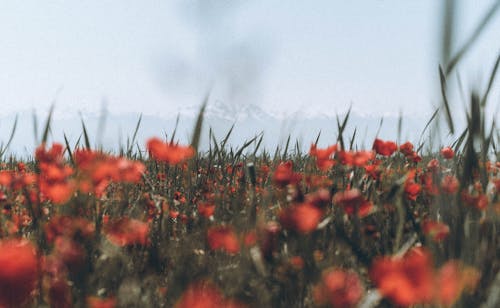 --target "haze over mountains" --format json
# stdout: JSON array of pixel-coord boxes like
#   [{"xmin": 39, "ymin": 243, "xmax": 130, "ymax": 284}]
[{"xmin": 0, "ymin": 101, "xmax": 435, "ymax": 158}]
